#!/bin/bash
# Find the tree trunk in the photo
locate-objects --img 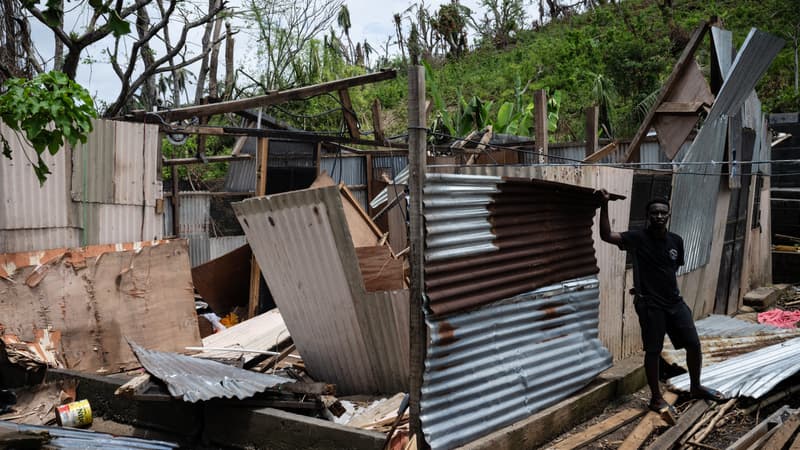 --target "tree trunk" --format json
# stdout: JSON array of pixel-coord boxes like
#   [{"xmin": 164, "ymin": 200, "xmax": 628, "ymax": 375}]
[
  {"xmin": 53, "ymin": 0, "xmax": 64, "ymax": 71},
  {"xmin": 194, "ymin": 0, "xmax": 219, "ymax": 104},
  {"xmin": 224, "ymin": 21, "xmax": 234, "ymax": 100},
  {"xmin": 207, "ymin": 10, "xmax": 224, "ymax": 99},
  {"xmin": 137, "ymin": 7, "xmax": 158, "ymax": 110}
]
